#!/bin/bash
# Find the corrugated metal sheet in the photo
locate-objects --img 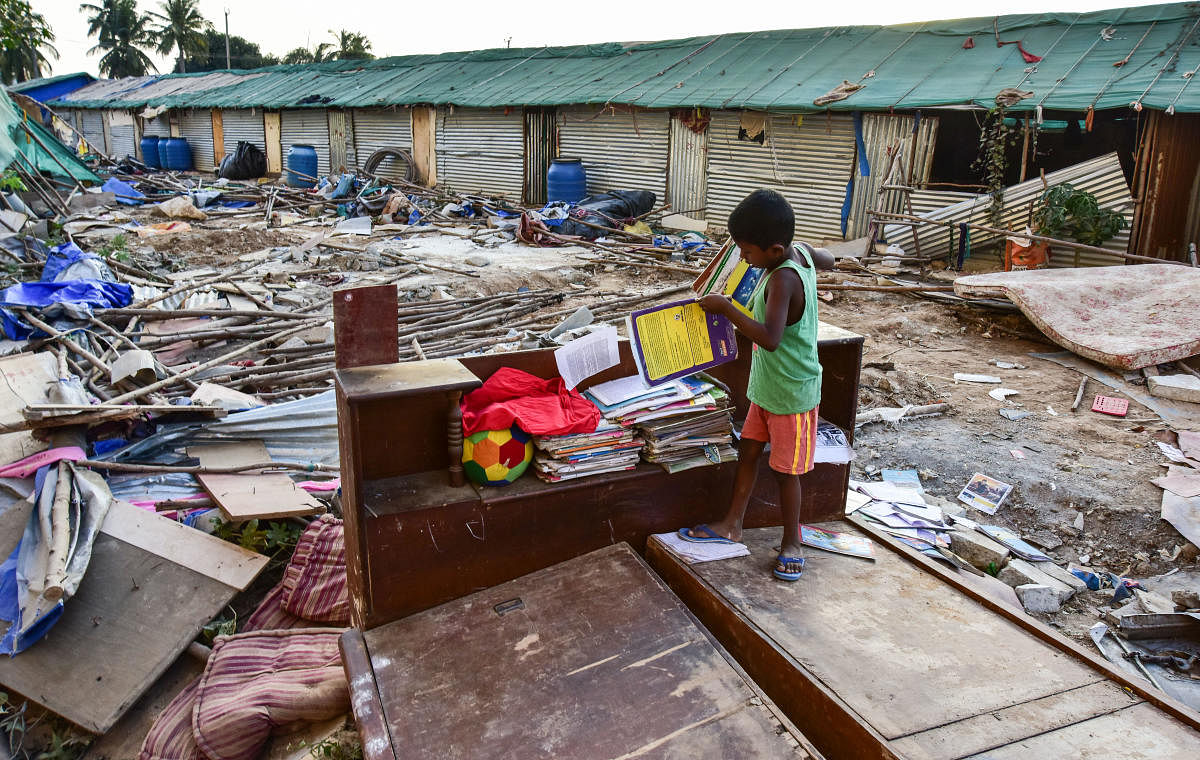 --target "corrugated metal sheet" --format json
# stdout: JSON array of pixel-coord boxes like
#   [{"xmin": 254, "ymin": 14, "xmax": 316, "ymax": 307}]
[
  {"xmin": 523, "ymin": 107, "xmax": 557, "ymax": 206},
  {"xmin": 79, "ymin": 109, "xmax": 104, "ymax": 150},
  {"xmin": 109, "ymin": 121, "xmax": 136, "ymax": 159},
  {"xmin": 847, "ymin": 113, "xmax": 939, "ymax": 237},
  {"xmin": 350, "ymin": 108, "xmax": 412, "ymax": 181},
  {"xmin": 559, "ymin": 106, "xmax": 669, "ymax": 202},
  {"xmin": 882, "ymin": 152, "xmax": 1132, "ymax": 266},
  {"xmin": 707, "ymin": 110, "xmax": 856, "ymax": 242},
  {"xmin": 669, "ymin": 114, "xmax": 708, "ymax": 219},
  {"xmin": 141, "ymin": 115, "xmax": 169, "ymax": 137},
  {"xmin": 281, "ymin": 109, "xmax": 331, "ymax": 176},
  {"xmin": 436, "ymin": 107, "xmax": 523, "ymax": 199},
  {"xmin": 221, "ymin": 109, "xmax": 265, "ymax": 154},
  {"xmin": 178, "ymin": 109, "xmax": 215, "ymax": 171},
  {"xmin": 46, "ymin": 6, "xmax": 1200, "ymax": 114}
]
